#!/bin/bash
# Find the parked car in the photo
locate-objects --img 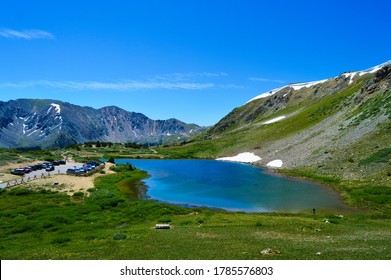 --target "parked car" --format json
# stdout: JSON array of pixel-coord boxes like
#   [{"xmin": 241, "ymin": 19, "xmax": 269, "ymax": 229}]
[
  {"xmin": 75, "ymin": 168, "xmax": 86, "ymax": 174},
  {"xmin": 58, "ymin": 160, "xmax": 66, "ymax": 165},
  {"xmin": 52, "ymin": 161, "xmax": 60, "ymax": 166},
  {"xmin": 11, "ymin": 168, "xmax": 26, "ymax": 175},
  {"xmin": 34, "ymin": 164, "xmax": 45, "ymax": 170},
  {"xmin": 42, "ymin": 162, "xmax": 51, "ymax": 168},
  {"xmin": 83, "ymin": 164, "xmax": 95, "ymax": 171},
  {"xmin": 45, "ymin": 165, "xmax": 55, "ymax": 172},
  {"xmin": 28, "ymin": 165, "xmax": 38, "ymax": 171},
  {"xmin": 87, "ymin": 161, "xmax": 101, "ymax": 167},
  {"xmin": 22, "ymin": 167, "xmax": 33, "ymax": 173},
  {"xmin": 66, "ymin": 169, "xmax": 76, "ymax": 174}
]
